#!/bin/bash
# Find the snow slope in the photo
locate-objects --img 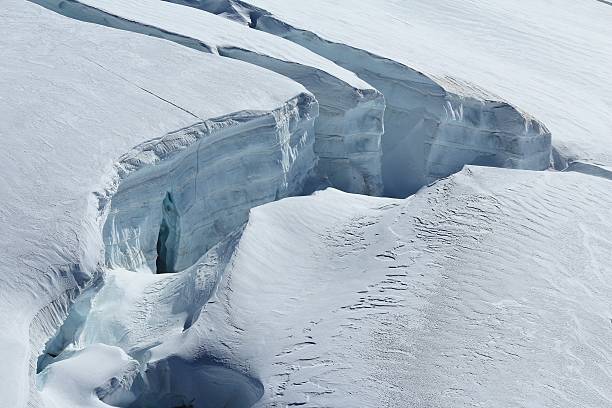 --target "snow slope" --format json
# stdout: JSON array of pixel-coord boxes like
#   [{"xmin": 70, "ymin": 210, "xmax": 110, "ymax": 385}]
[
  {"xmin": 163, "ymin": 167, "xmax": 612, "ymax": 407},
  {"xmin": 0, "ymin": 1, "xmax": 318, "ymax": 406},
  {"xmin": 29, "ymin": 0, "xmax": 386, "ymax": 195},
  {"xmin": 191, "ymin": 0, "xmax": 612, "ymax": 195}
]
